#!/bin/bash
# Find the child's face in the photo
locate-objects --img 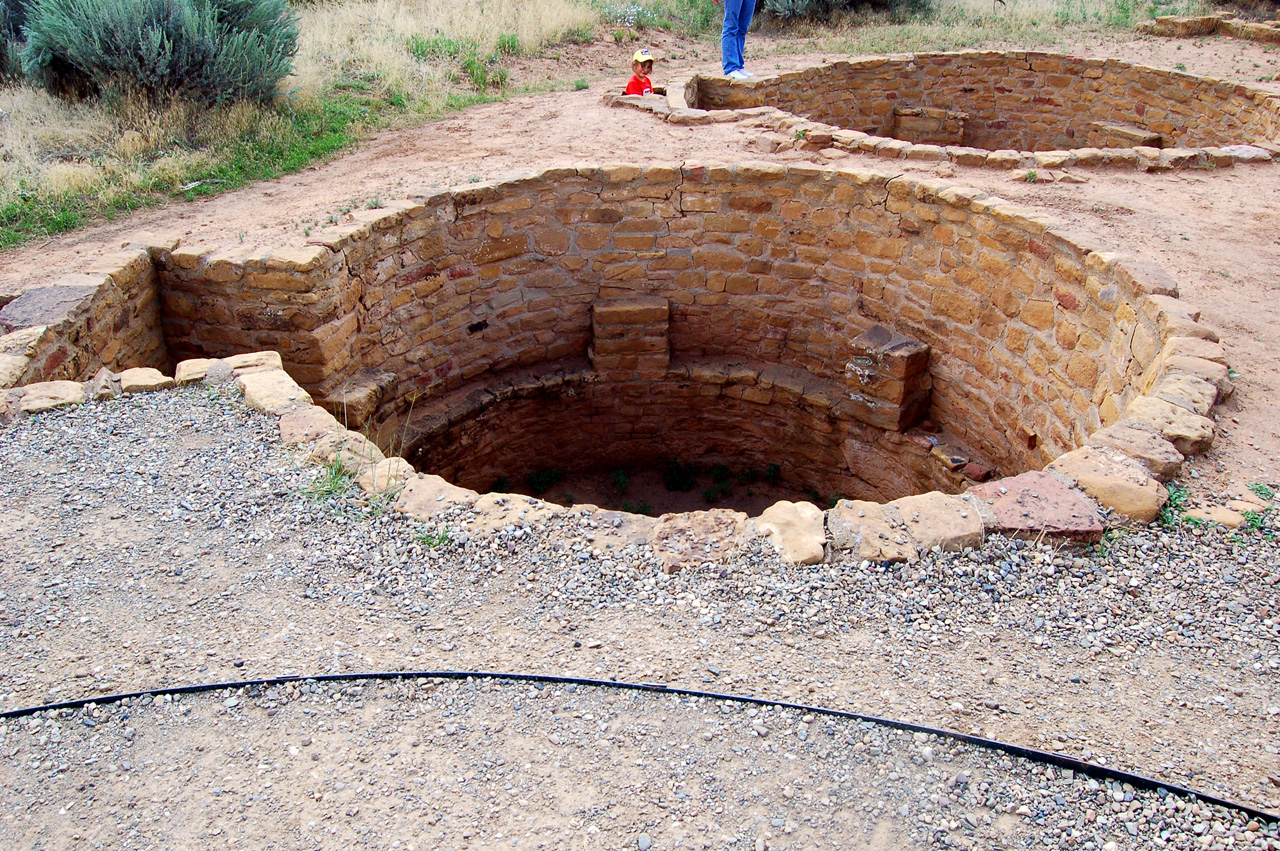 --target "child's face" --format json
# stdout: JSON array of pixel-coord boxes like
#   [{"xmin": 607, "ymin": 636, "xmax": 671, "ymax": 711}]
[{"xmin": 633, "ymin": 60, "xmax": 653, "ymax": 77}]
